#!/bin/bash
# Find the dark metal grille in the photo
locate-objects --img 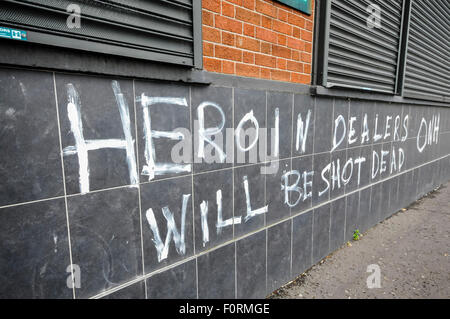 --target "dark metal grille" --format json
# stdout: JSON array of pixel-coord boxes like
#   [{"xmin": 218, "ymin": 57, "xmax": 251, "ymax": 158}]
[{"xmin": 0, "ymin": 0, "xmax": 201, "ymax": 67}]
